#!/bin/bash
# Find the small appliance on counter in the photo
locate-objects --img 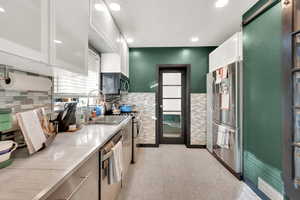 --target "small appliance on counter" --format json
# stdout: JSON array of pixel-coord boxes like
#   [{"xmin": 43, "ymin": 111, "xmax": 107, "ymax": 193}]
[{"xmin": 55, "ymin": 102, "xmax": 77, "ymax": 132}]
